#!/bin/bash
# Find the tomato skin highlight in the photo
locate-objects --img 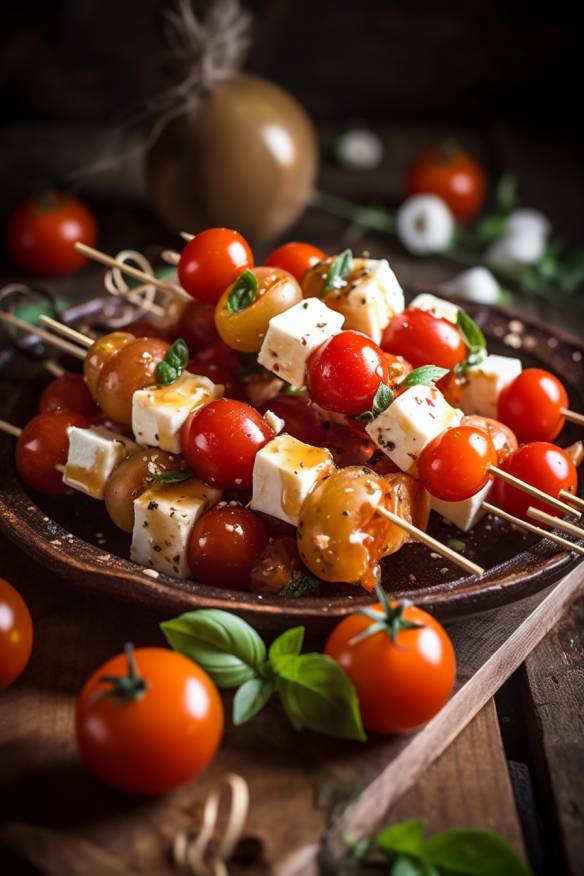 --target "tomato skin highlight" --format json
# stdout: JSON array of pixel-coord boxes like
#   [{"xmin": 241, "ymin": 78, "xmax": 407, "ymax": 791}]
[
  {"xmin": 75, "ymin": 648, "xmax": 223, "ymax": 794},
  {"xmin": 405, "ymin": 146, "xmax": 486, "ymax": 221},
  {"xmin": 306, "ymin": 330, "xmax": 389, "ymax": 416},
  {"xmin": 497, "ymin": 368, "xmax": 568, "ymax": 444},
  {"xmin": 418, "ymin": 425, "xmax": 498, "ymax": 502},
  {"xmin": 15, "ymin": 411, "xmax": 89, "ymax": 494},
  {"xmin": 264, "ymin": 242, "xmax": 326, "ymax": 282},
  {"xmin": 178, "ymin": 228, "xmax": 253, "ymax": 303},
  {"xmin": 325, "ymin": 603, "xmax": 456, "ymax": 733},
  {"xmin": 0, "ymin": 578, "xmax": 33, "ymax": 689},
  {"xmin": 38, "ymin": 373, "xmax": 99, "ymax": 419},
  {"xmin": 492, "ymin": 442, "xmax": 578, "ymax": 522},
  {"xmin": 187, "ymin": 504, "xmax": 268, "ymax": 589},
  {"xmin": 382, "ymin": 309, "xmax": 466, "ymax": 370}
]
